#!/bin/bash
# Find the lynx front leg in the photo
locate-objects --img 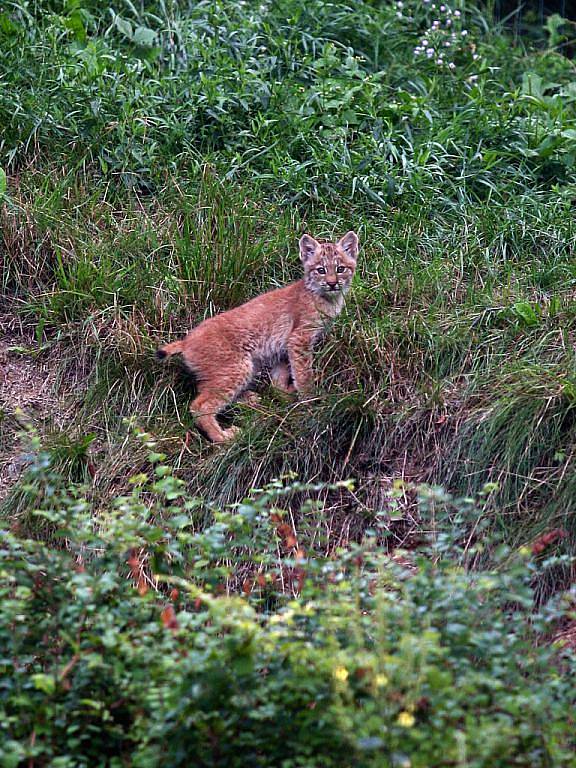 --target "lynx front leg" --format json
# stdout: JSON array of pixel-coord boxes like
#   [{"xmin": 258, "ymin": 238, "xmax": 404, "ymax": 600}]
[
  {"xmin": 237, "ymin": 390, "xmax": 261, "ymax": 407},
  {"xmin": 270, "ymin": 361, "xmax": 296, "ymax": 394},
  {"xmin": 287, "ymin": 334, "xmax": 315, "ymax": 394}
]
